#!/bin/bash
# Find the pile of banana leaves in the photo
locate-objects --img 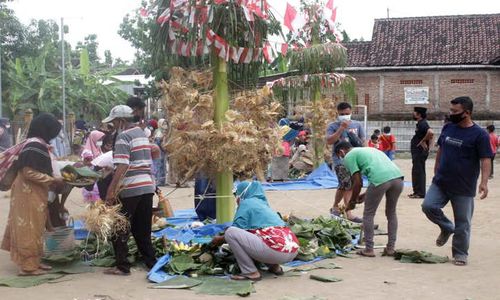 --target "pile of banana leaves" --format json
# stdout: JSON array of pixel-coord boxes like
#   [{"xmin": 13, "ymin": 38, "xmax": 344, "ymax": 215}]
[
  {"xmin": 288, "ymin": 215, "xmax": 360, "ymax": 261},
  {"xmin": 75, "ymin": 215, "xmax": 359, "ymax": 276}
]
